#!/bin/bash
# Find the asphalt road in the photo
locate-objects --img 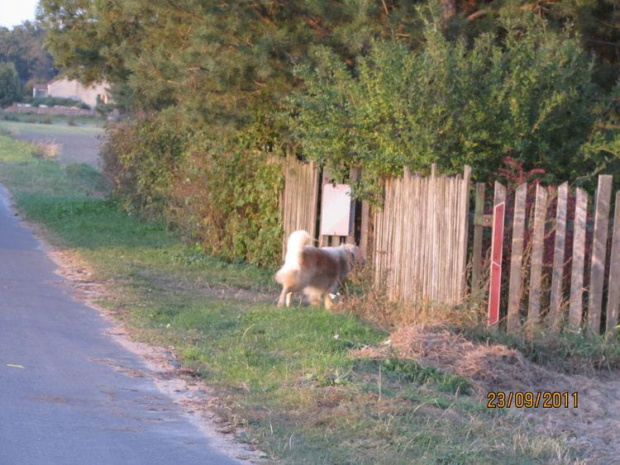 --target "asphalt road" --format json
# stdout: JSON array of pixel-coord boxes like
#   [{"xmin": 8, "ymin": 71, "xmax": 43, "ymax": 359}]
[{"xmin": 0, "ymin": 186, "xmax": 243, "ymax": 465}]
